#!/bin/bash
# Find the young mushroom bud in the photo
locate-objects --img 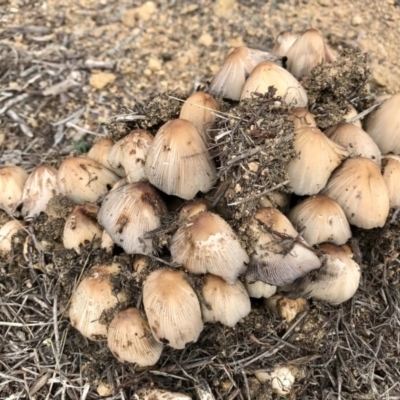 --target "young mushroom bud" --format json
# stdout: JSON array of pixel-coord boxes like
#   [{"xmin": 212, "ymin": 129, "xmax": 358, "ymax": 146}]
[
  {"xmin": 98, "ymin": 182, "xmax": 167, "ymax": 255},
  {"xmin": 288, "ymin": 195, "xmax": 352, "ymax": 246},
  {"xmin": 107, "ymin": 308, "xmax": 163, "ymax": 367},
  {"xmin": 0, "ymin": 166, "xmax": 28, "ymax": 215},
  {"xmin": 201, "ymin": 274, "xmax": 251, "ymax": 327},
  {"xmin": 321, "ymin": 157, "xmax": 390, "ymax": 228},
  {"xmin": 282, "ymin": 243, "xmax": 361, "ymax": 305},
  {"xmin": 324, "ymin": 123, "xmax": 381, "ymax": 165},
  {"xmin": 63, "ymin": 203, "xmax": 102, "ymax": 253},
  {"xmin": 382, "ymin": 155, "xmax": 400, "ymax": 208},
  {"xmin": 265, "ymin": 294, "xmax": 308, "ymax": 323},
  {"xmin": 240, "ymin": 61, "xmax": 308, "ymax": 107},
  {"xmin": 245, "ymin": 208, "xmax": 321, "ymax": 287},
  {"xmin": 179, "ymin": 91, "xmax": 220, "ymax": 143},
  {"xmin": 272, "ymin": 31, "xmax": 298, "ymax": 57},
  {"xmin": 364, "ymin": 93, "xmax": 400, "ymax": 154},
  {"xmin": 20, "ymin": 165, "xmax": 58, "ymax": 220},
  {"xmin": 69, "ymin": 264, "xmax": 127, "ymax": 340},
  {"xmin": 170, "ymin": 211, "xmax": 249, "ymax": 284},
  {"xmin": 286, "ymin": 28, "xmax": 335, "ymax": 79},
  {"xmin": 58, "ymin": 156, "xmax": 119, "ymax": 204},
  {"xmin": 209, "ymin": 46, "xmax": 281, "ymax": 101},
  {"xmin": 143, "ymin": 268, "xmax": 203, "ymax": 349},
  {"xmin": 0, "ymin": 220, "xmax": 25, "ymax": 257},
  {"xmin": 87, "ymin": 137, "xmax": 125, "ymax": 176},
  {"xmin": 256, "ymin": 366, "xmax": 296, "ymax": 396},
  {"xmin": 108, "ymin": 130, "xmax": 154, "ymax": 183},
  {"xmin": 287, "ymin": 127, "xmax": 348, "ymax": 195},
  {"xmin": 133, "ymin": 389, "xmax": 191, "ymax": 400},
  {"xmin": 145, "ymin": 119, "xmax": 217, "ymax": 200}
]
